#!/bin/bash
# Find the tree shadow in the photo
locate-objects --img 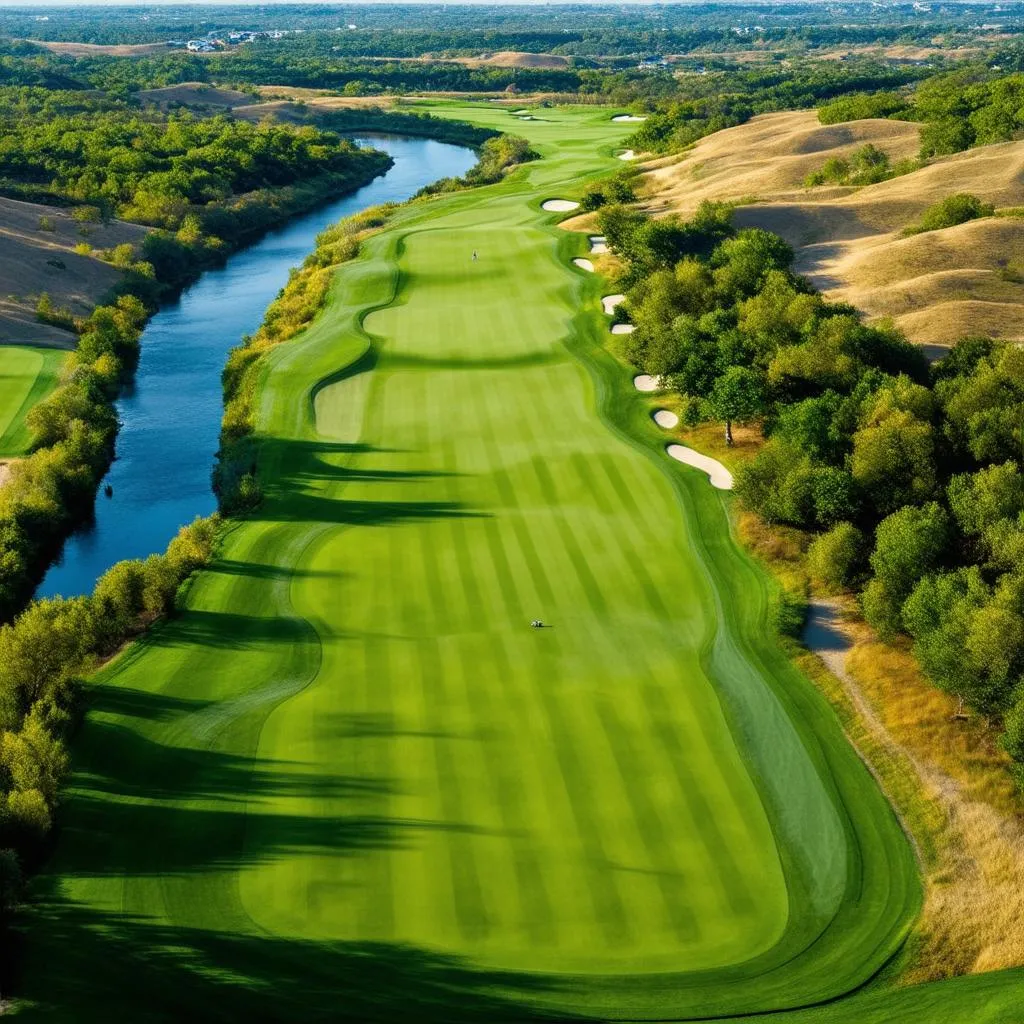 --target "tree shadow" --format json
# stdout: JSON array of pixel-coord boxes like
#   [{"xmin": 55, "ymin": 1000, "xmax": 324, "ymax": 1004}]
[
  {"xmin": 250, "ymin": 494, "xmax": 489, "ymax": 528},
  {"xmin": 379, "ymin": 348, "xmax": 561, "ymax": 373},
  {"xmin": 9, "ymin": 892, "xmax": 586, "ymax": 1023},
  {"xmin": 143, "ymin": 608, "xmax": 322, "ymax": 651},
  {"xmin": 210, "ymin": 558, "xmax": 337, "ymax": 582}
]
